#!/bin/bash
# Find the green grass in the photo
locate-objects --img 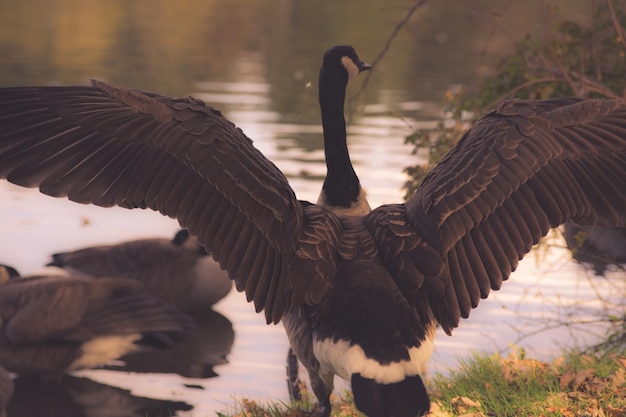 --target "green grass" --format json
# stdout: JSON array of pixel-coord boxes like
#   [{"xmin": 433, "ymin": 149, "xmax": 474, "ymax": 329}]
[
  {"xmin": 430, "ymin": 347, "xmax": 626, "ymax": 417},
  {"xmin": 218, "ymin": 346, "xmax": 626, "ymax": 417},
  {"xmin": 432, "ymin": 350, "xmax": 559, "ymax": 416},
  {"xmin": 217, "ymin": 388, "xmax": 362, "ymax": 417}
]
